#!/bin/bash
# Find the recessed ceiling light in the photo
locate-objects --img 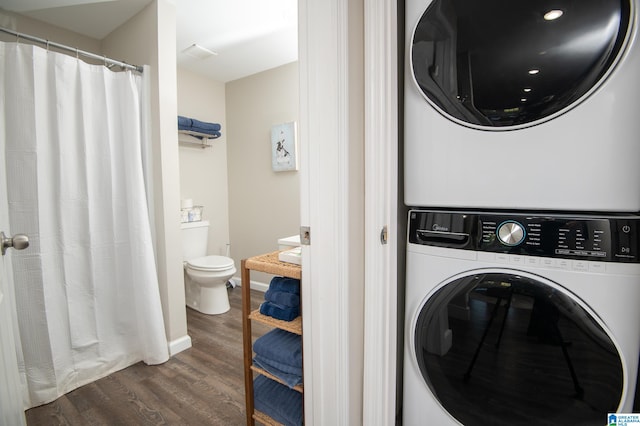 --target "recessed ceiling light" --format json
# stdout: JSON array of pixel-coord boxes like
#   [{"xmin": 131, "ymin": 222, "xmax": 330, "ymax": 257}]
[
  {"xmin": 182, "ymin": 44, "xmax": 218, "ymax": 59},
  {"xmin": 521, "ymin": 98, "xmax": 528, "ymax": 102},
  {"xmin": 544, "ymin": 9, "xmax": 564, "ymax": 21},
  {"xmin": 523, "ymin": 88, "xmax": 532, "ymax": 92},
  {"xmin": 528, "ymin": 69, "xmax": 540, "ymax": 75}
]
